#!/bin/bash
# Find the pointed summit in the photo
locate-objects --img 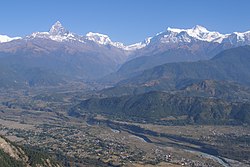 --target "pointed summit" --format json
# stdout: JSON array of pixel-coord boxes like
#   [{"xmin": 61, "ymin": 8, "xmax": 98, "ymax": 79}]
[
  {"xmin": 49, "ymin": 21, "xmax": 69, "ymax": 35},
  {"xmin": 166, "ymin": 25, "xmax": 209, "ymax": 34},
  {"xmin": 192, "ymin": 25, "xmax": 208, "ymax": 33}
]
